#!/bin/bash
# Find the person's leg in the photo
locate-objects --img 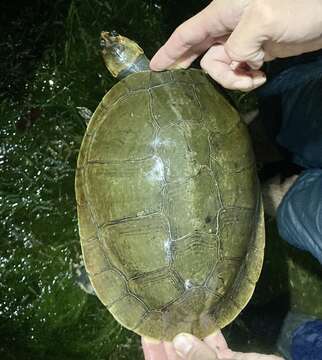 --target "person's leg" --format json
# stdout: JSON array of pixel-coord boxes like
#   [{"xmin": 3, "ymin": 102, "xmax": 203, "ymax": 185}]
[
  {"xmin": 258, "ymin": 55, "xmax": 322, "ymax": 170},
  {"xmin": 256, "ymin": 54, "xmax": 322, "ymax": 263},
  {"xmin": 276, "ymin": 169, "xmax": 322, "ymax": 264}
]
